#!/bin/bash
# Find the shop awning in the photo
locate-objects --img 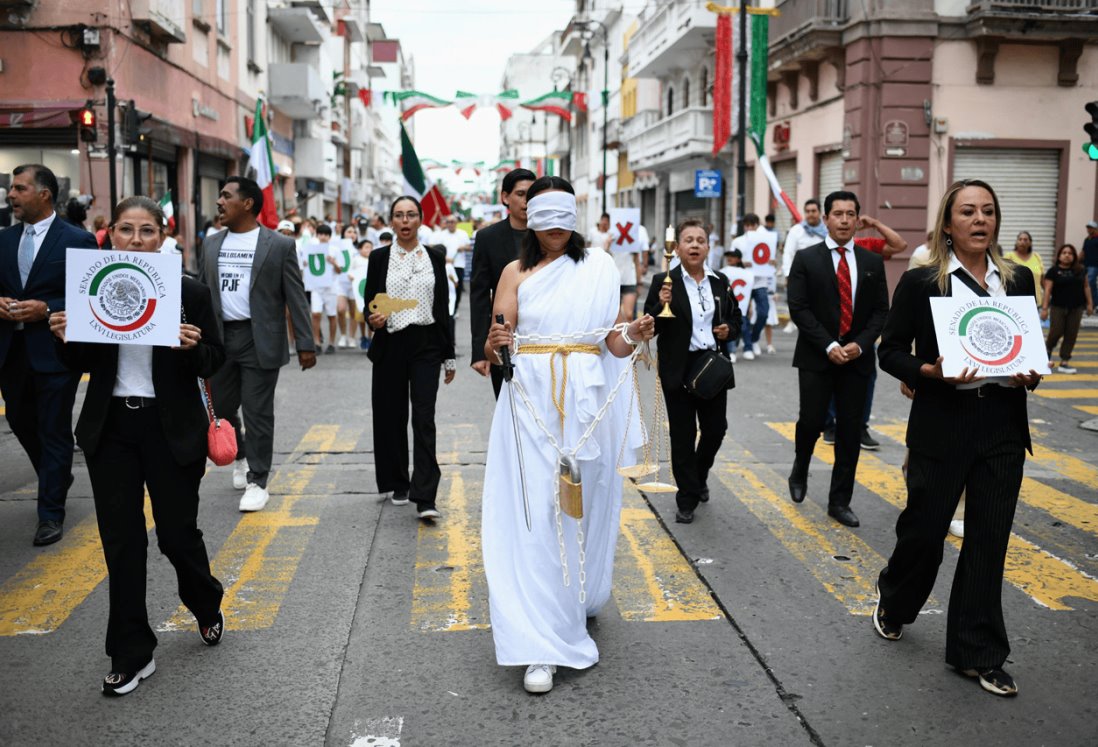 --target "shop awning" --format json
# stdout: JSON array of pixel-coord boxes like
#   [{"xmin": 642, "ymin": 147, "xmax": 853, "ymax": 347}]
[{"xmin": 0, "ymin": 100, "xmax": 87, "ymax": 128}]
